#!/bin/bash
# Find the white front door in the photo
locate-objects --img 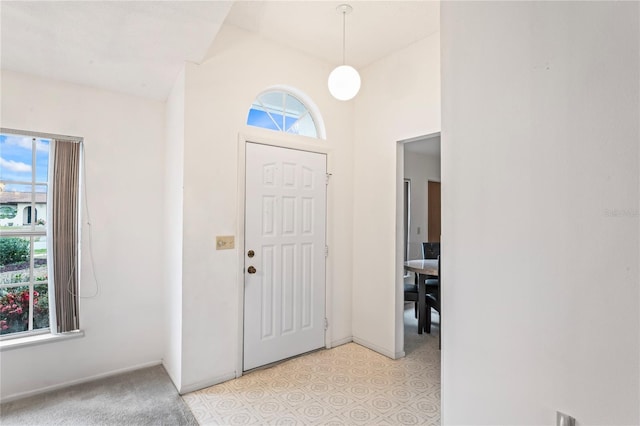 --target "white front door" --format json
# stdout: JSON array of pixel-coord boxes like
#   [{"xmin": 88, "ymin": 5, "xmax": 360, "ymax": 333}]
[{"xmin": 243, "ymin": 142, "xmax": 327, "ymax": 371}]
